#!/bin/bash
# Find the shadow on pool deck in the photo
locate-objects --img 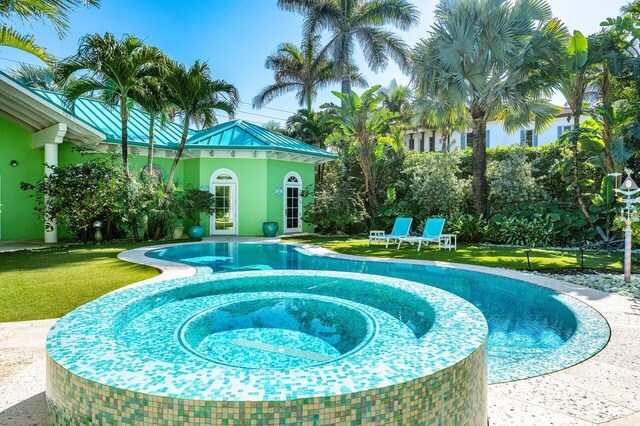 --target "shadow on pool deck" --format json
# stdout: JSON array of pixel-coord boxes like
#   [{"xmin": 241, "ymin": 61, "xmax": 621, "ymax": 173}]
[{"xmin": 0, "ymin": 391, "xmax": 45, "ymax": 426}]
